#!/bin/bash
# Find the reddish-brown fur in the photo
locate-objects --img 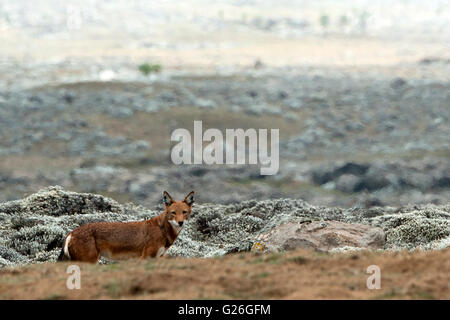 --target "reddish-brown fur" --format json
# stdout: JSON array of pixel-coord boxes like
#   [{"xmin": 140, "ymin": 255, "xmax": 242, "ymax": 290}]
[{"xmin": 61, "ymin": 191, "xmax": 194, "ymax": 263}]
